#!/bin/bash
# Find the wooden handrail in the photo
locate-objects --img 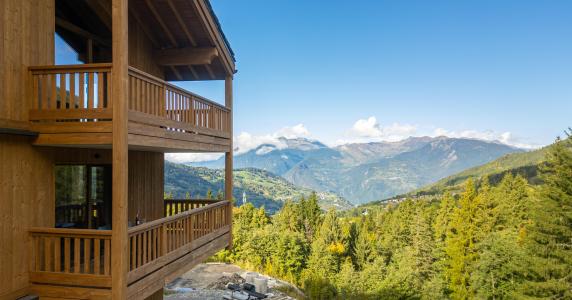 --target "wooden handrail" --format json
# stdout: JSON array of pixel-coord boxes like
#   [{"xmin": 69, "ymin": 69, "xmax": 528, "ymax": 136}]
[
  {"xmin": 29, "ymin": 63, "xmax": 113, "ymax": 73},
  {"xmin": 29, "ymin": 227, "xmax": 112, "ymax": 236}
]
